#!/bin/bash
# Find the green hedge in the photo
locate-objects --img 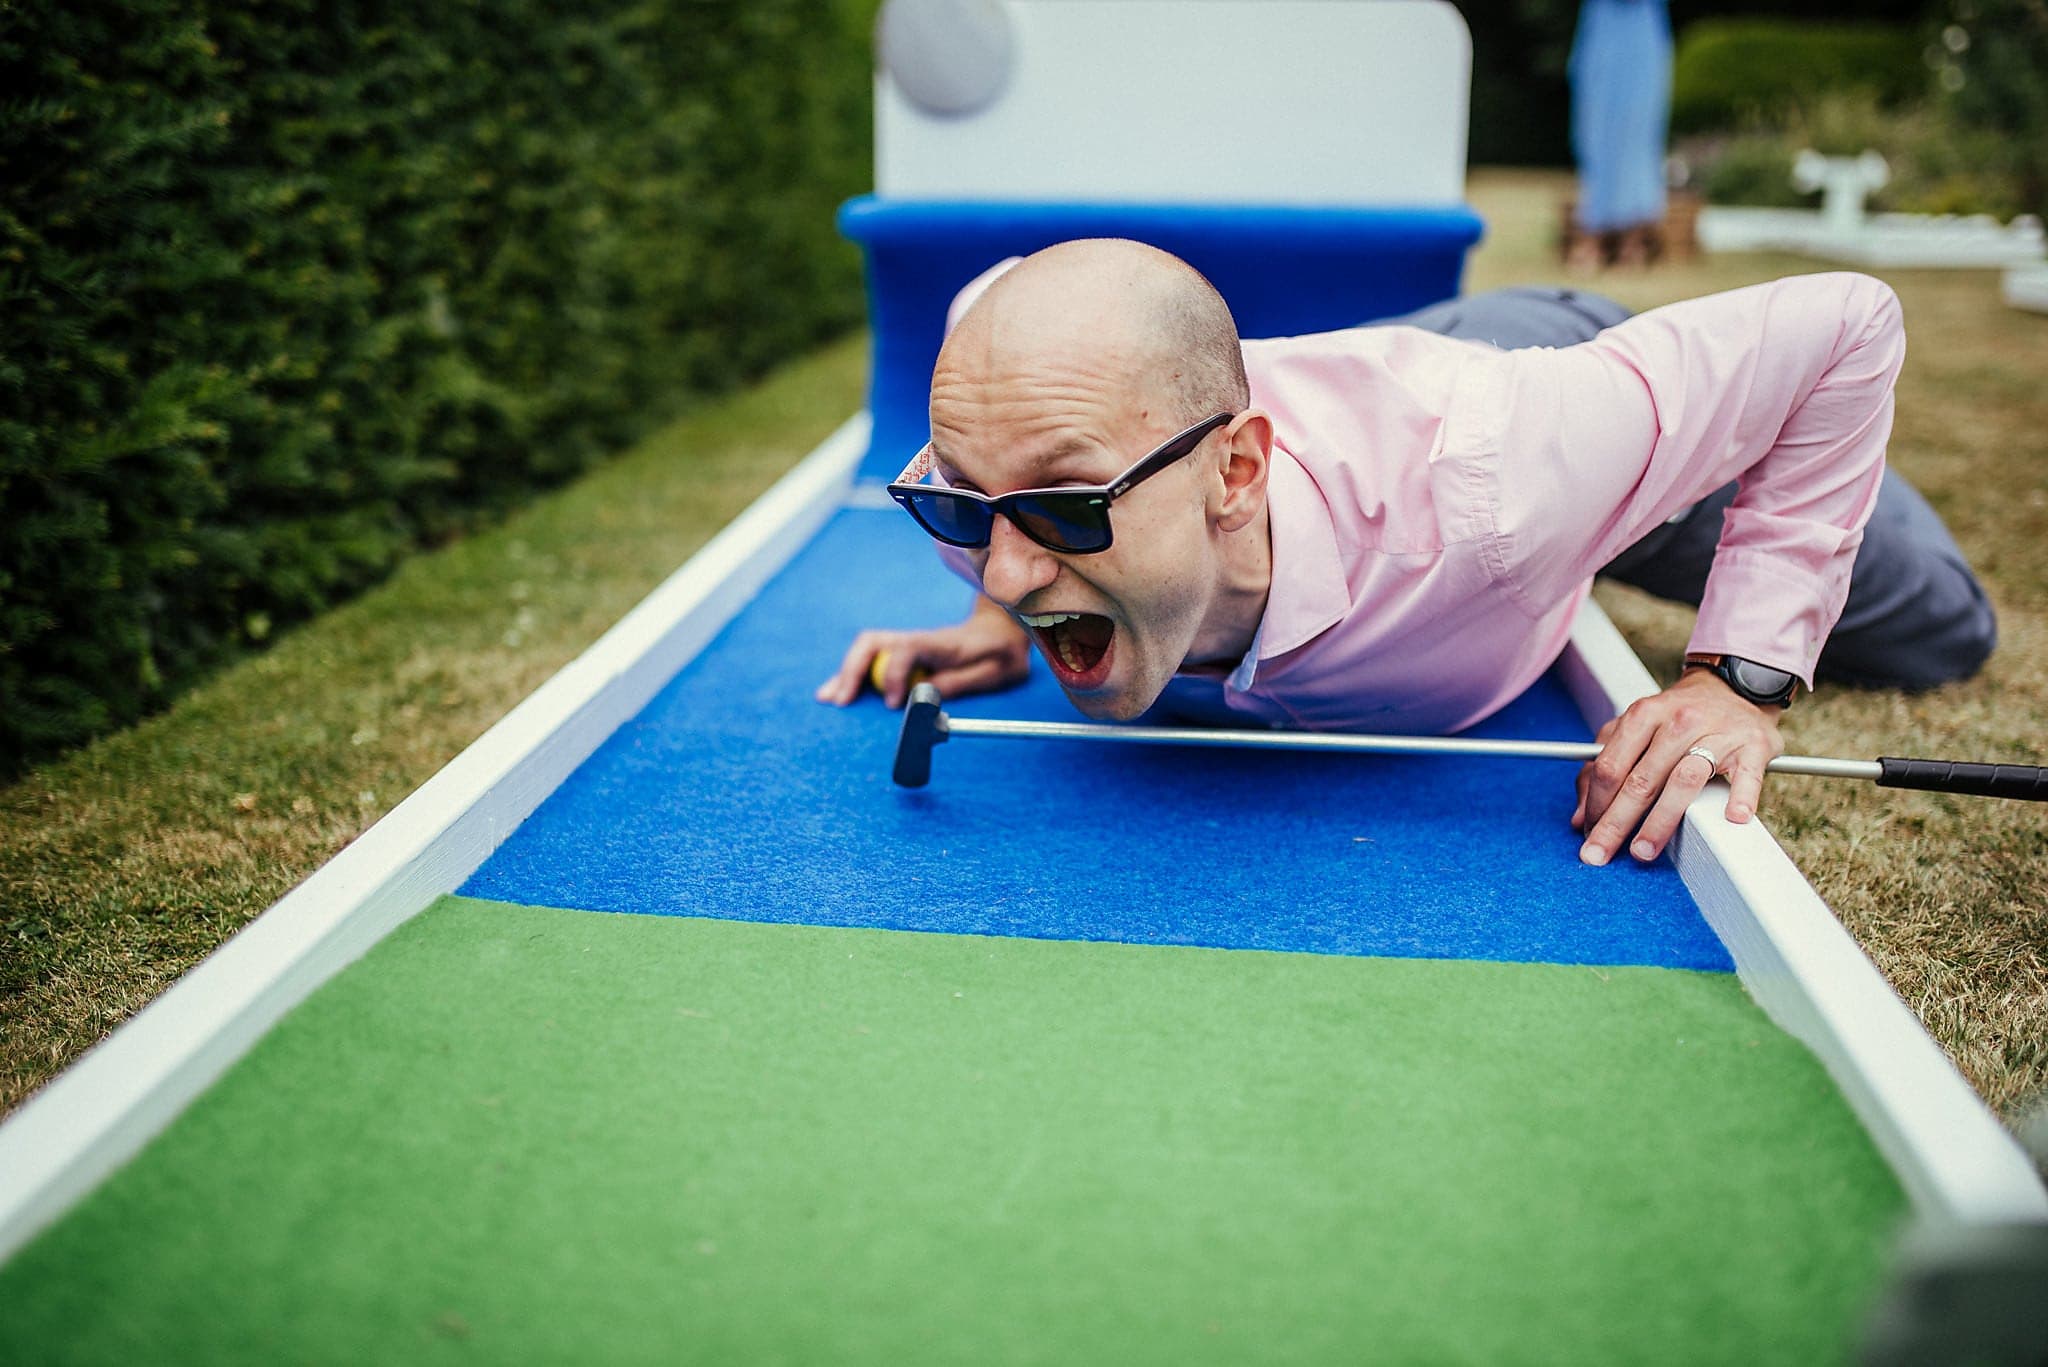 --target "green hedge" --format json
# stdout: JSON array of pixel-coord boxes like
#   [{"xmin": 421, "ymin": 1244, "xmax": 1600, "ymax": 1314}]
[
  {"xmin": 1936, "ymin": 0, "xmax": 2048, "ymax": 219},
  {"xmin": 1671, "ymin": 19, "xmax": 1924, "ymax": 133},
  {"xmin": 0, "ymin": 0, "xmax": 875, "ymax": 772}
]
